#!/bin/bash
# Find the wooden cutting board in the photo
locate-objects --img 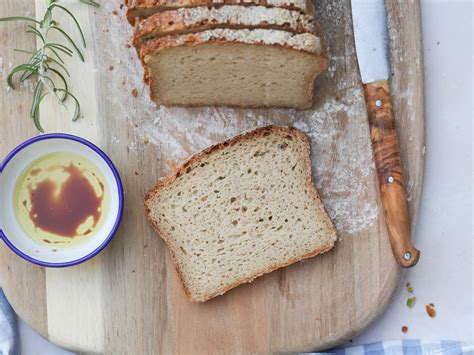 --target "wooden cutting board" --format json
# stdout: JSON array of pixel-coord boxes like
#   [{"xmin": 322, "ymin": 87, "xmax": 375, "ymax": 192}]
[{"xmin": 0, "ymin": 0, "xmax": 425, "ymax": 352}]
